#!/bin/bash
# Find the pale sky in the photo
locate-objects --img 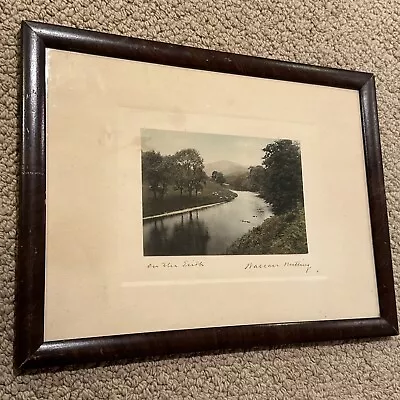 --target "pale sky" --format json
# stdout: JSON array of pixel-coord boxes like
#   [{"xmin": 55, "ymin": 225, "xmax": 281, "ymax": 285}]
[{"xmin": 141, "ymin": 129, "xmax": 277, "ymax": 167}]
